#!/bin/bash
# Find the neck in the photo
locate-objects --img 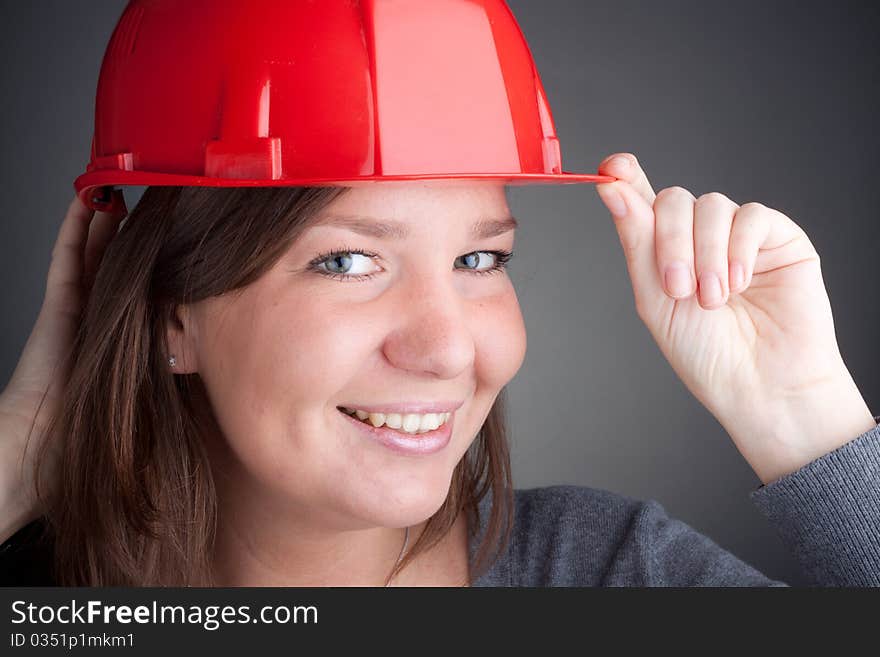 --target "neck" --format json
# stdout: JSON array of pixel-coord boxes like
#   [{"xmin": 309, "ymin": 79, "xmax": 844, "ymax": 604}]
[{"xmin": 211, "ymin": 507, "xmax": 419, "ymax": 587}]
